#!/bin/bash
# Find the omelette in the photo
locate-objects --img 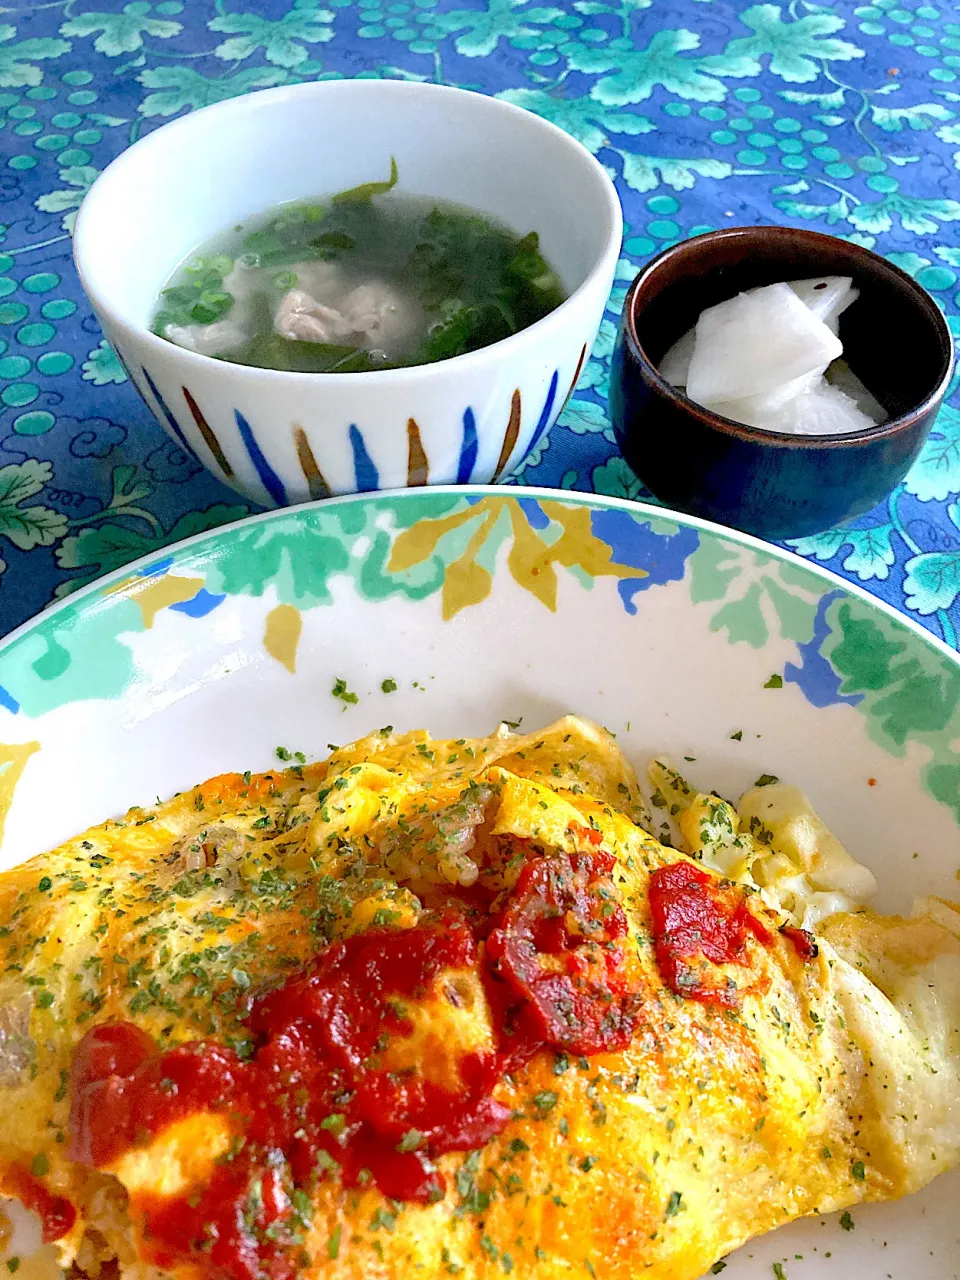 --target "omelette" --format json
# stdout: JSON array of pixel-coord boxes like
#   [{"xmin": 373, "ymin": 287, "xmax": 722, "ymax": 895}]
[{"xmin": 0, "ymin": 716, "xmax": 958, "ymax": 1280}]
